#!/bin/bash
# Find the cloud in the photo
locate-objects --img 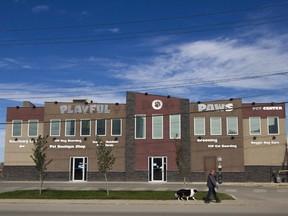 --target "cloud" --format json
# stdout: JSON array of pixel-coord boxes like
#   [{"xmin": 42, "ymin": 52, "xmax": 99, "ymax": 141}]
[
  {"xmin": 32, "ymin": 5, "xmax": 50, "ymax": 13},
  {"xmin": 115, "ymin": 35, "xmax": 288, "ymax": 94}
]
